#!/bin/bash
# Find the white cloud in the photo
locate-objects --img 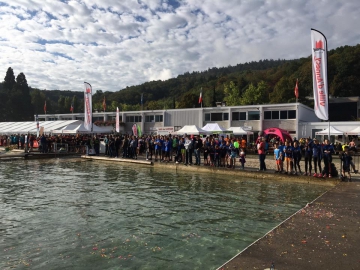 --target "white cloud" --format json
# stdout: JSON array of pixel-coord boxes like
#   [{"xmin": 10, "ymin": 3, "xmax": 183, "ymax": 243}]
[{"xmin": 0, "ymin": 0, "xmax": 359, "ymax": 92}]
